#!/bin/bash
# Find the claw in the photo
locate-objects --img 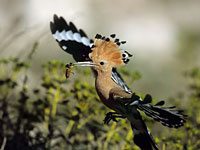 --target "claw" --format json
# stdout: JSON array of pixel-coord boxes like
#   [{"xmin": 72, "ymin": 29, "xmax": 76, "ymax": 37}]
[{"xmin": 103, "ymin": 112, "xmax": 125, "ymax": 124}]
